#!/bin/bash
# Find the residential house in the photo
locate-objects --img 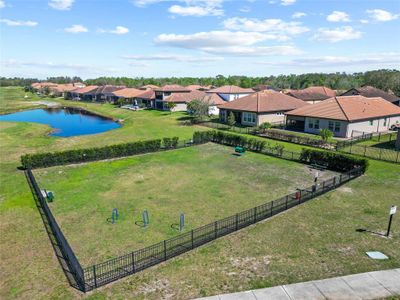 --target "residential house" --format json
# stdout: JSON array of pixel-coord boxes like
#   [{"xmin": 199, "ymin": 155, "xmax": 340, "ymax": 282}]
[
  {"xmin": 111, "ymin": 88, "xmax": 144, "ymax": 104},
  {"xmin": 92, "ymin": 85, "xmax": 125, "ymax": 102},
  {"xmin": 206, "ymin": 85, "xmax": 254, "ymax": 102},
  {"xmin": 31, "ymin": 82, "xmax": 58, "ymax": 94},
  {"xmin": 253, "ymin": 84, "xmax": 281, "ymax": 92},
  {"xmin": 186, "ymin": 85, "xmax": 212, "ymax": 91},
  {"xmin": 69, "ymin": 86, "xmax": 99, "ymax": 101},
  {"xmin": 286, "ymin": 86, "xmax": 336, "ymax": 104},
  {"xmin": 200, "ymin": 93, "xmax": 226, "ymax": 115},
  {"xmin": 154, "ymin": 85, "xmax": 191, "ymax": 109},
  {"xmin": 49, "ymin": 83, "xmax": 86, "ymax": 97},
  {"xmin": 135, "ymin": 89, "xmax": 156, "ymax": 108},
  {"xmin": 219, "ymin": 90, "xmax": 308, "ymax": 126},
  {"xmin": 286, "ymin": 96, "xmax": 400, "ymax": 138},
  {"xmin": 341, "ymin": 85, "xmax": 400, "ymax": 106},
  {"xmin": 140, "ymin": 84, "xmax": 159, "ymax": 90},
  {"xmin": 160, "ymin": 90, "xmax": 207, "ymax": 111}
]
